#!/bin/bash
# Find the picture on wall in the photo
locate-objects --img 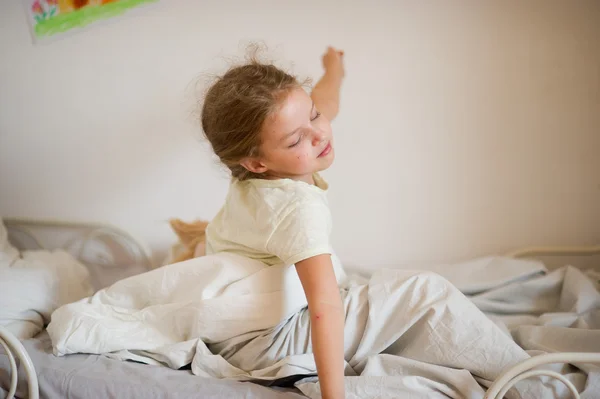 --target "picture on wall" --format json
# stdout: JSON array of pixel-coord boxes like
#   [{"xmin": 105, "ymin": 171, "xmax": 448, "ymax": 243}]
[{"xmin": 24, "ymin": 0, "xmax": 159, "ymax": 43}]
